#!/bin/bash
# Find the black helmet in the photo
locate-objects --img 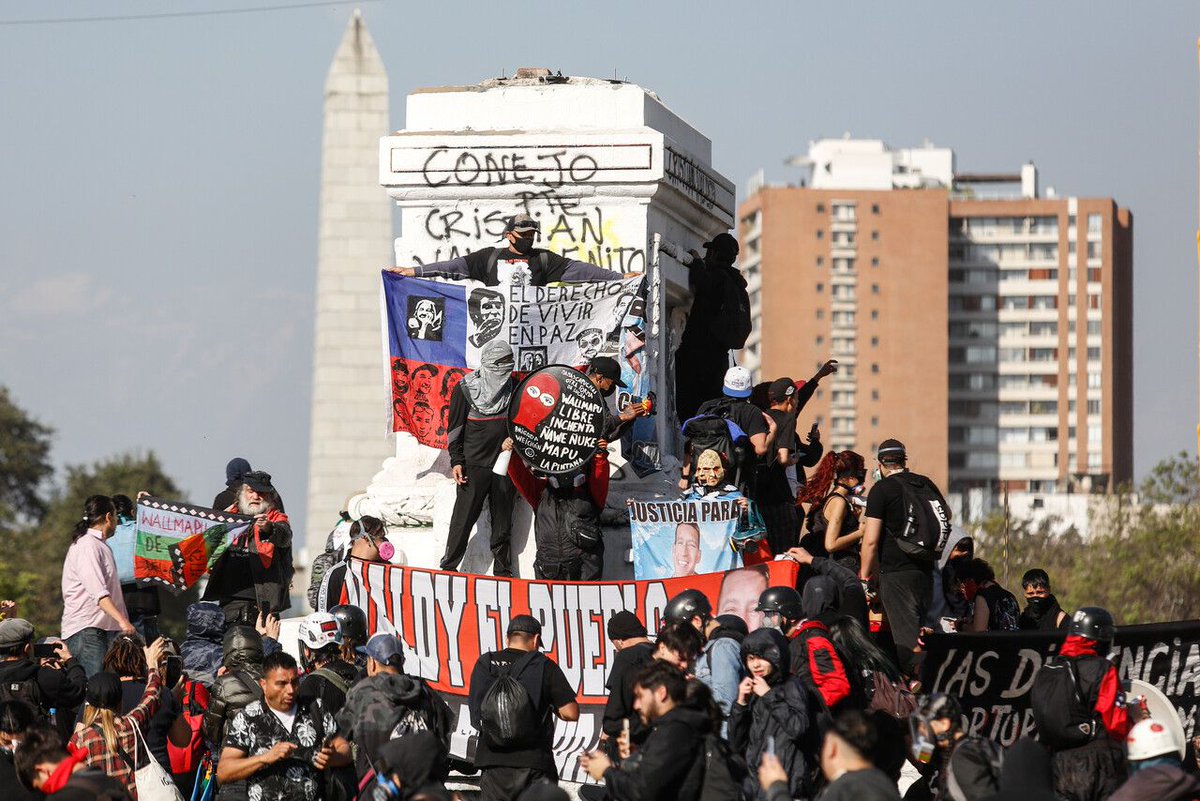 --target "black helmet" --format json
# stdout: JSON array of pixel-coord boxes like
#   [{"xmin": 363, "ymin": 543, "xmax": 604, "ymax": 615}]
[
  {"xmin": 329, "ymin": 604, "xmax": 368, "ymax": 645},
  {"xmin": 755, "ymin": 586, "xmax": 803, "ymax": 621},
  {"xmin": 1068, "ymin": 607, "xmax": 1115, "ymax": 645},
  {"xmin": 662, "ymin": 590, "xmax": 712, "ymax": 625}
]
